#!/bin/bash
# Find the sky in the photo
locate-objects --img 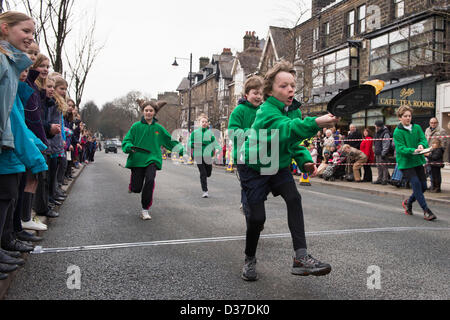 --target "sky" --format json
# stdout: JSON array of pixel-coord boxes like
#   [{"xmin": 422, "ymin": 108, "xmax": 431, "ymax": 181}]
[
  {"xmin": 75, "ymin": 0, "xmax": 313, "ymax": 108},
  {"xmin": 38, "ymin": 0, "xmax": 312, "ymax": 109}
]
